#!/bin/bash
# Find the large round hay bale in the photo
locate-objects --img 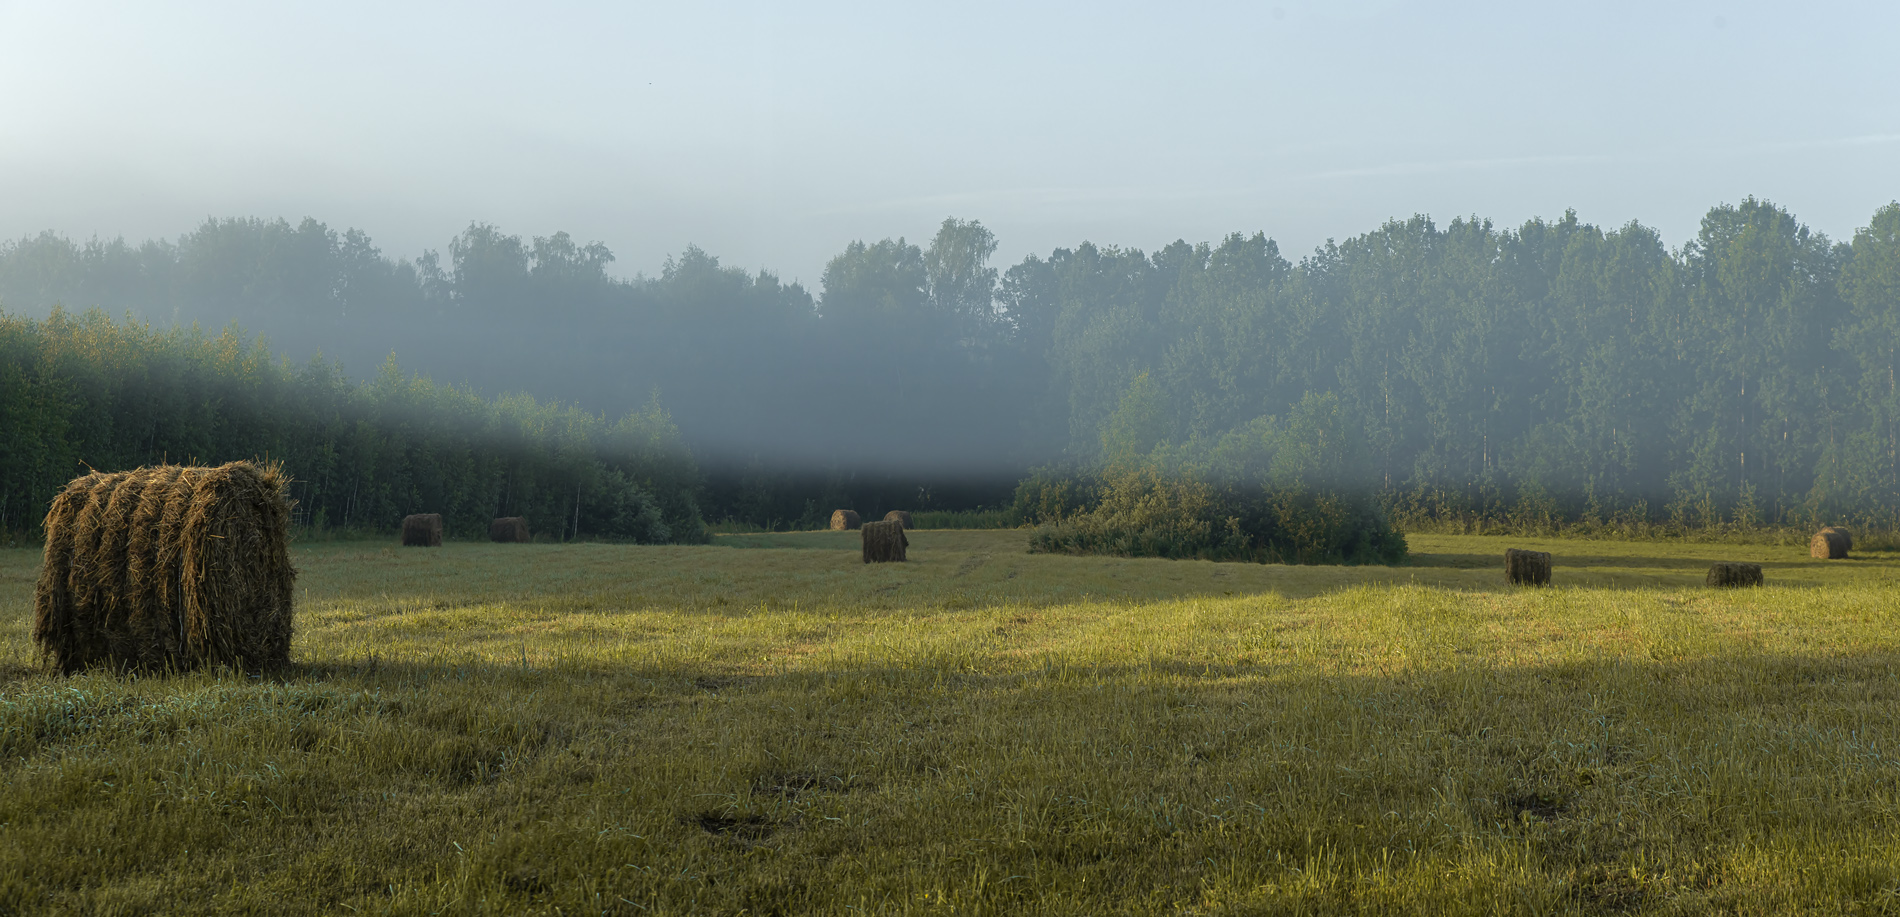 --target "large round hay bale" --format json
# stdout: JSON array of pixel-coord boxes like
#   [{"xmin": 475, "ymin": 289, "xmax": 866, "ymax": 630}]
[
  {"xmin": 33, "ymin": 462, "xmax": 296, "ymax": 674},
  {"xmin": 861, "ymin": 519, "xmax": 909, "ymax": 563},
  {"xmin": 883, "ymin": 510, "xmax": 914, "ymax": 530},
  {"xmin": 1810, "ymin": 528, "xmax": 1849, "ymax": 559},
  {"xmin": 490, "ymin": 517, "xmax": 530, "ymax": 543},
  {"xmin": 1820, "ymin": 526, "xmax": 1852, "ymax": 552},
  {"xmin": 1505, "ymin": 548, "xmax": 1552, "ymax": 586},
  {"xmin": 402, "ymin": 513, "xmax": 444, "ymax": 547},
  {"xmin": 829, "ymin": 509, "xmax": 861, "ymax": 531},
  {"xmin": 1706, "ymin": 562, "xmax": 1763, "ymax": 587}
]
